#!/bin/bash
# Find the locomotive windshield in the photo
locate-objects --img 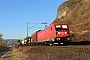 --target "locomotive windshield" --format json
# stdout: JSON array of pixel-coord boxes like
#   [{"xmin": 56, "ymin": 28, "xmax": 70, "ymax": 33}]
[{"xmin": 55, "ymin": 25, "xmax": 68, "ymax": 31}]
